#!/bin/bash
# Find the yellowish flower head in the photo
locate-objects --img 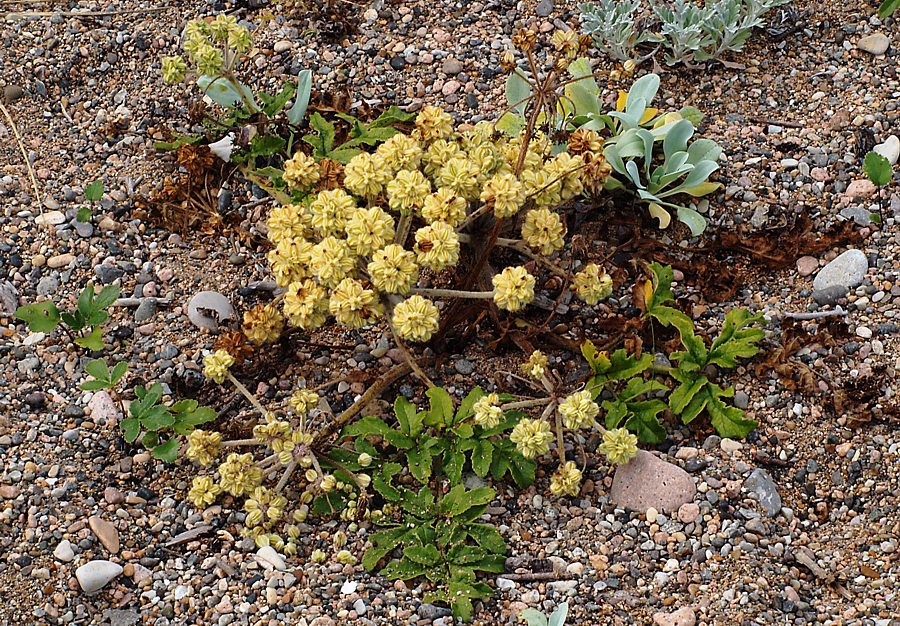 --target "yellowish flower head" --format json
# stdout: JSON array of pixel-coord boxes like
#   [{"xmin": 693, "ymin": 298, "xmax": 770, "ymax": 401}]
[
  {"xmin": 392, "ymin": 295, "xmax": 440, "ymax": 343},
  {"xmin": 599, "ymin": 427, "xmax": 639, "ymax": 465},
  {"xmin": 377, "ymin": 133, "xmax": 423, "ymax": 172},
  {"xmin": 421, "ymin": 188, "xmax": 467, "ymax": 227},
  {"xmin": 343, "ymin": 152, "xmax": 391, "ymax": 198},
  {"xmin": 573, "ymin": 263, "xmax": 613, "ymax": 305},
  {"xmin": 309, "ymin": 236, "xmax": 356, "ymax": 287},
  {"xmin": 309, "ymin": 188, "xmax": 356, "ymax": 236},
  {"xmin": 162, "ymin": 56, "xmax": 187, "ymax": 84},
  {"xmin": 521, "ymin": 350, "xmax": 548, "ymax": 380},
  {"xmin": 436, "ymin": 157, "xmax": 481, "ymax": 200},
  {"xmin": 344, "ymin": 206, "xmax": 395, "ymax": 256},
  {"xmin": 423, "ymin": 139, "xmax": 464, "ymax": 178},
  {"xmin": 218, "ymin": 452, "xmax": 263, "ymax": 497},
  {"xmin": 283, "ymin": 279, "xmax": 329, "ymax": 329},
  {"xmin": 335, "ymin": 549, "xmax": 356, "ymax": 565},
  {"xmin": 544, "ymin": 152, "xmax": 584, "ymax": 201},
  {"xmin": 415, "ymin": 105, "xmax": 454, "ymax": 143},
  {"xmin": 473, "ymin": 392, "xmax": 503, "ymax": 429},
  {"xmin": 521, "ymin": 208, "xmax": 565, "ymax": 256},
  {"xmin": 549, "ymin": 461, "xmax": 582, "ymax": 497},
  {"xmin": 283, "ymin": 151, "xmax": 321, "ymax": 190},
  {"xmin": 242, "ymin": 303, "xmax": 284, "ymax": 345},
  {"xmin": 492, "ymin": 266, "xmax": 535, "ymax": 312},
  {"xmin": 209, "ymin": 13, "xmax": 238, "ymax": 42},
  {"xmin": 329, "ymin": 278, "xmax": 383, "ymax": 328},
  {"xmin": 481, "ymin": 172, "xmax": 526, "ymax": 218},
  {"xmin": 267, "ymin": 204, "xmax": 307, "ymax": 245},
  {"xmin": 289, "ymin": 388, "xmax": 319, "ymax": 415},
  {"xmin": 193, "ymin": 43, "xmax": 224, "ymax": 76},
  {"xmin": 521, "ymin": 167, "xmax": 562, "ymax": 209},
  {"xmin": 386, "ymin": 169, "xmax": 431, "ymax": 214},
  {"xmin": 414, "ymin": 221, "xmax": 460, "ymax": 271},
  {"xmin": 558, "ymin": 390, "xmax": 599, "ymax": 430},
  {"xmin": 551, "ymin": 29, "xmax": 579, "ymax": 59},
  {"xmin": 186, "ymin": 429, "xmax": 222, "ymax": 467},
  {"xmin": 188, "ymin": 475, "xmax": 222, "ymax": 508},
  {"xmin": 509, "ymin": 417, "xmax": 553, "ymax": 459},
  {"xmin": 203, "ymin": 349, "xmax": 234, "ymax": 384},
  {"xmin": 367, "ymin": 244, "xmax": 419, "ymax": 295}
]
